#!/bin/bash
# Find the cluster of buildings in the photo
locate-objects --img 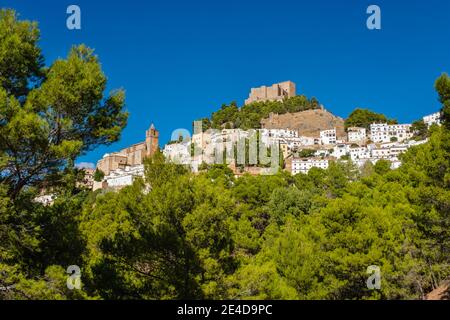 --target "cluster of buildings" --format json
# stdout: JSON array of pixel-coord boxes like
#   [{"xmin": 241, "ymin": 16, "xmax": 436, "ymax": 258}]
[
  {"xmin": 73, "ymin": 81, "xmax": 443, "ymax": 192},
  {"xmin": 163, "ymin": 121, "xmax": 432, "ymax": 177},
  {"xmin": 423, "ymin": 111, "xmax": 442, "ymax": 127},
  {"xmin": 162, "ymin": 81, "xmax": 442, "ymax": 178},
  {"xmin": 91, "ymin": 124, "xmax": 159, "ymax": 191},
  {"xmin": 286, "ymin": 110, "xmax": 441, "ymax": 175},
  {"xmin": 369, "ymin": 123, "xmax": 413, "ymax": 143},
  {"xmin": 289, "ymin": 138, "xmax": 428, "ymax": 174}
]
